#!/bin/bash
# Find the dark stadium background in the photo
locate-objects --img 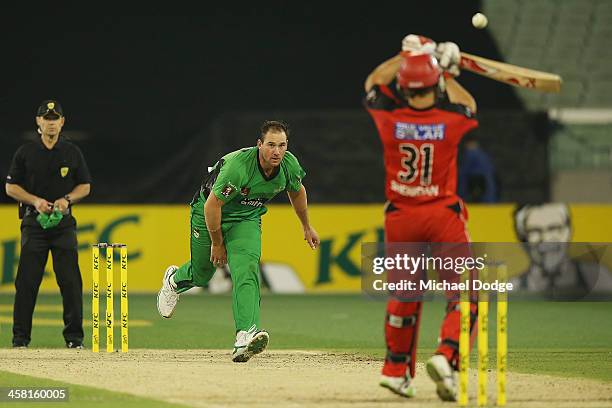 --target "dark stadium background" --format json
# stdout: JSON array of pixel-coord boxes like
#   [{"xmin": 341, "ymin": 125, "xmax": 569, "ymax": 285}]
[{"xmin": 0, "ymin": 2, "xmax": 550, "ymax": 204}]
